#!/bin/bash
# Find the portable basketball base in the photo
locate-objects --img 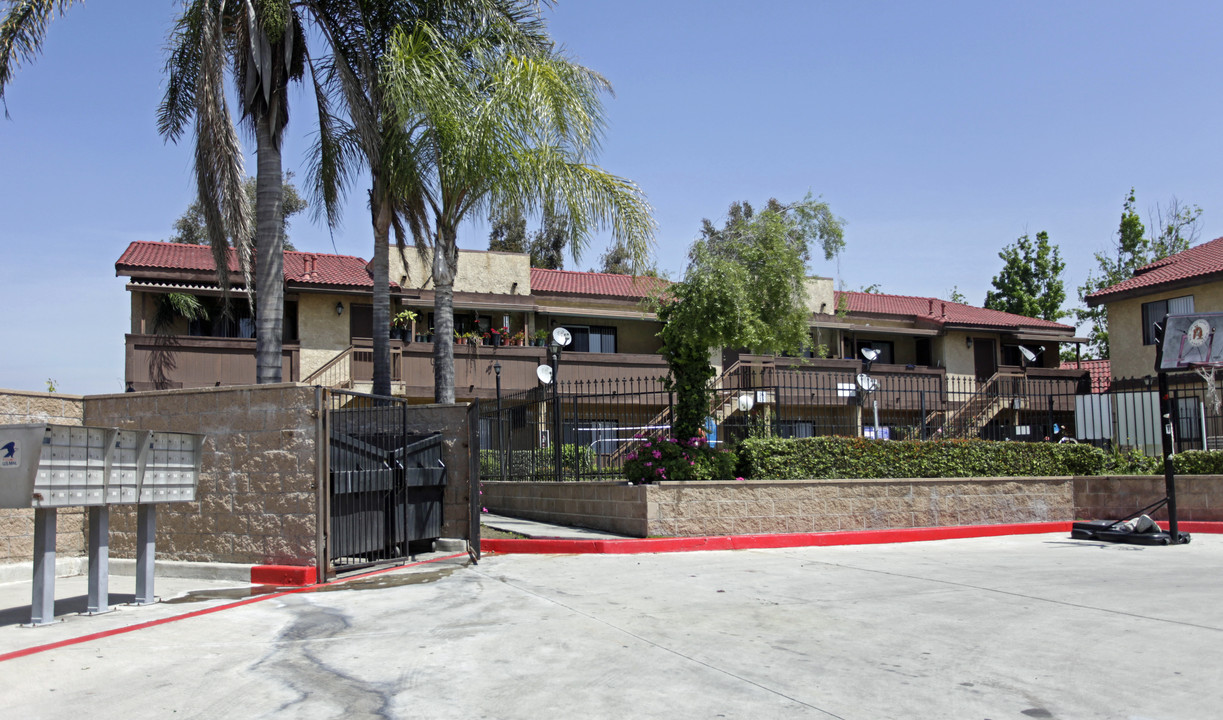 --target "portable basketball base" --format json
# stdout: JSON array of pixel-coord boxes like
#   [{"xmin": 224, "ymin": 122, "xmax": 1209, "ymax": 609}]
[{"xmin": 1070, "ymin": 313, "xmax": 1213, "ymax": 546}]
